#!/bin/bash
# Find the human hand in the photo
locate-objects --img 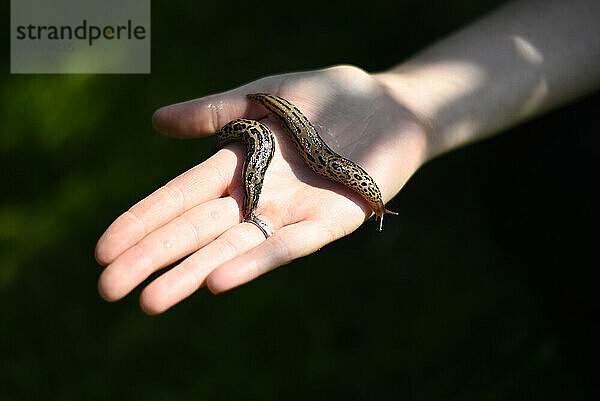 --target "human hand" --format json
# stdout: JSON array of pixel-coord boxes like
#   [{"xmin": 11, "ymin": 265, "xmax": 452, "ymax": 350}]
[{"xmin": 95, "ymin": 65, "xmax": 429, "ymax": 314}]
